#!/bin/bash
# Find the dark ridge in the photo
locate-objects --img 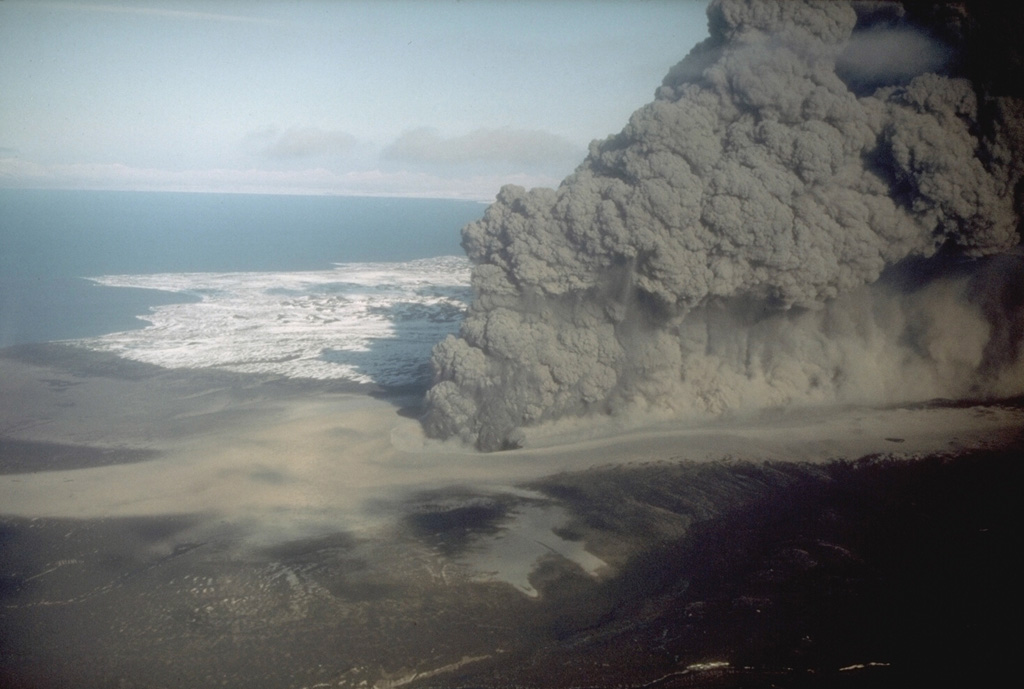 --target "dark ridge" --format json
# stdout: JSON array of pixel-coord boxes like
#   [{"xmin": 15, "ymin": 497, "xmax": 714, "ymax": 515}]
[{"xmin": 482, "ymin": 448, "xmax": 1024, "ymax": 688}]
